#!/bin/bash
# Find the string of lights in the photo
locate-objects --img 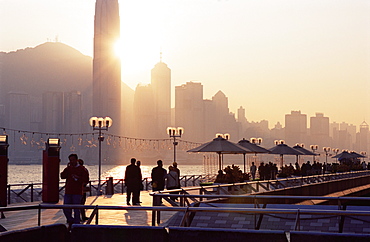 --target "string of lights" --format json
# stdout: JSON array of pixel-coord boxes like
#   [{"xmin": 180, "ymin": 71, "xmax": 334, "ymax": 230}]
[{"xmin": 0, "ymin": 127, "xmax": 201, "ymax": 152}]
